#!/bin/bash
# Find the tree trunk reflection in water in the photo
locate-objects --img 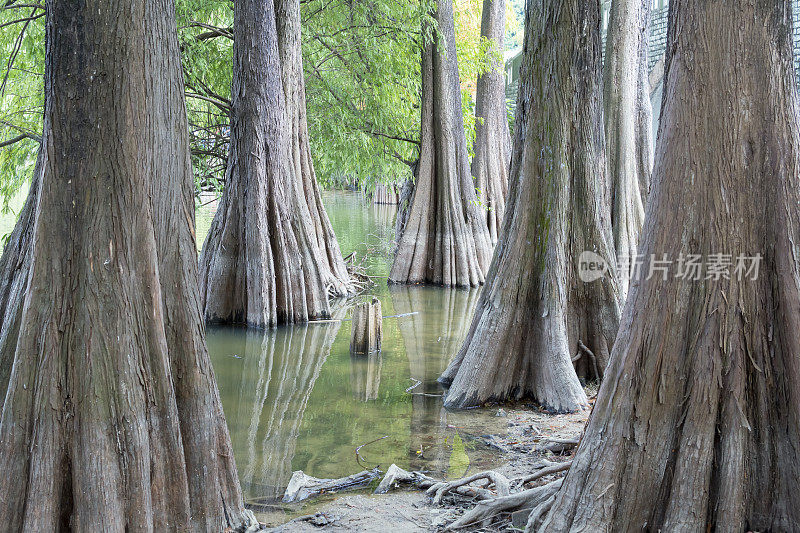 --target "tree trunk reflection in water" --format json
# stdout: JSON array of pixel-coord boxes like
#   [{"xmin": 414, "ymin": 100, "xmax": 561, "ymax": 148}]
[
  {"xmin": 213, "ymin": 313, "xmax": 342, "ymax": 502},
  {"xmin": 390, "ymin": 287, "xmax": 480, "ymax": 473},
  {"xmin": 350, "ymin": 351, "xmax": 383, "ymax": 401}
]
